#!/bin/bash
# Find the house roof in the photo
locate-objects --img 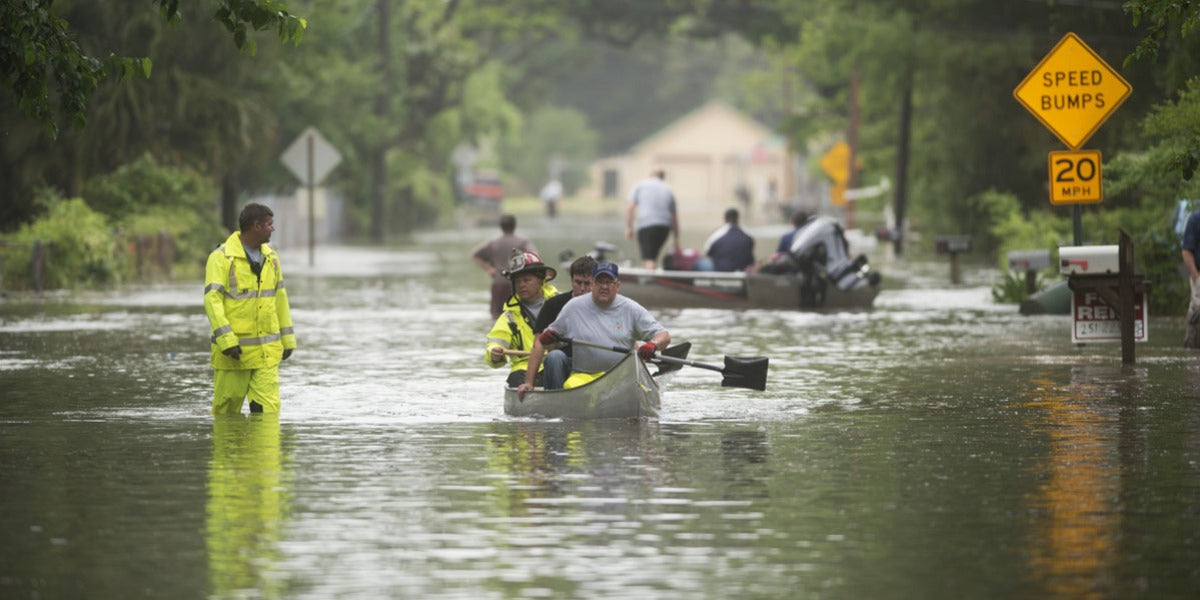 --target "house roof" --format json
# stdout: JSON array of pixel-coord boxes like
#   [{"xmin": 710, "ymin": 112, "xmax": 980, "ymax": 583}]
[{"xmin": 628, "ymin": 100, "xmax": 776, "ymax": 155}]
